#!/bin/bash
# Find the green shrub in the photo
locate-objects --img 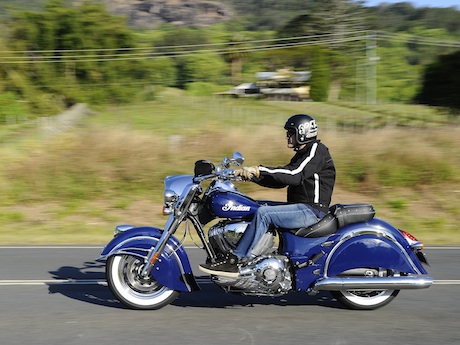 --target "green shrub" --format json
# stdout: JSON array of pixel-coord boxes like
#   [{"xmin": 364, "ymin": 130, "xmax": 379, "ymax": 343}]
[
  {"xmin": 0, "ymin": 210, "xmax": 25, "ymax": 224},
  {"xmin": 0, "ymin": 92, "xmax": 30, "ymax": 123},
  {"xmin": 387, "ymin": 199, "xmax": 407, "ymax": 211},
  {"xmin": 185, "ymin": 82, "xmax": 231, "ymax": 96},
  {"xmin": 375, "ymin": 151, "xmax": 454, "ymax": 187}
]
